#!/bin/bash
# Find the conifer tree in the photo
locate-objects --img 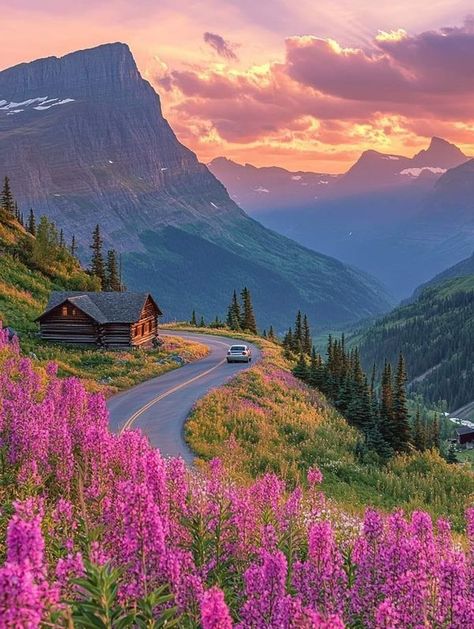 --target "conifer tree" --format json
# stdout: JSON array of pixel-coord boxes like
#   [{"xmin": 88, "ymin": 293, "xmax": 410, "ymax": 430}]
[
  {"xmin": 268, "ymin": 326, "xmax": 276, "ymax": 342},
  {"xmin": 1, "ymin": 176, "xmax": 14, "ymax": 217},
  {"xmin": 392, "ymin": 353, "xmax": 411, "ymax": 452},
  {"xmin": 293, "ymin": 351, "xmax": 308, "ymax": 381},
  {"xmin": 70, "ymin": 235, "xmax": 77, "ymax": 258},
  {"xmin": 59, "ymin": 229, "xmax": 65, "ymax": 249},
  {"xmin": 90, "ymin": 224, "xmax": 106, "ymax": 289},
  {"xmin": 199, "ymin": 315, "xmax": 206, "ymax": 328},
  {"xmin": 226, "ymin": 290, "xmax": 241, "ymax": 330},
  {"xmin": 27, "ymin": 209, "xmax": 36, "ymax": 236},
  {"xmin": 240, "ymin": 287, "xmax": 257, "ymax": 333},
  {"xmin": 106, "ymin": 250, "xmax": 121, "ymax": 291},
  {"xmin": 294, "ymin": 311, "xmax": 303, "ymax": 350},
  {"xmin": 190, "ymin": 310, "xmax": 198, "ymax": 326},
  {"xmin": 431, "ymin": 415, "xmax": 441, "ymax": 450},
  {"xmin": 302, "ymin": 314, "xmax": 312, "ymax": 354},
  {"xmin": 380, "ymin": 361, "xmax": 395, "ymax": 446}
]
